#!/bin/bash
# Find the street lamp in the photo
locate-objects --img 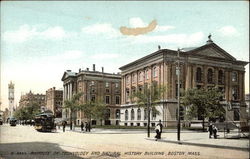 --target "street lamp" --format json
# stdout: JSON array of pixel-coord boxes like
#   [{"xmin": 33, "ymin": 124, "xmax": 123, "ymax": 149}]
[{"xmin": 176, "ymin": 48, "xmax": 181, "ymax": 141}]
